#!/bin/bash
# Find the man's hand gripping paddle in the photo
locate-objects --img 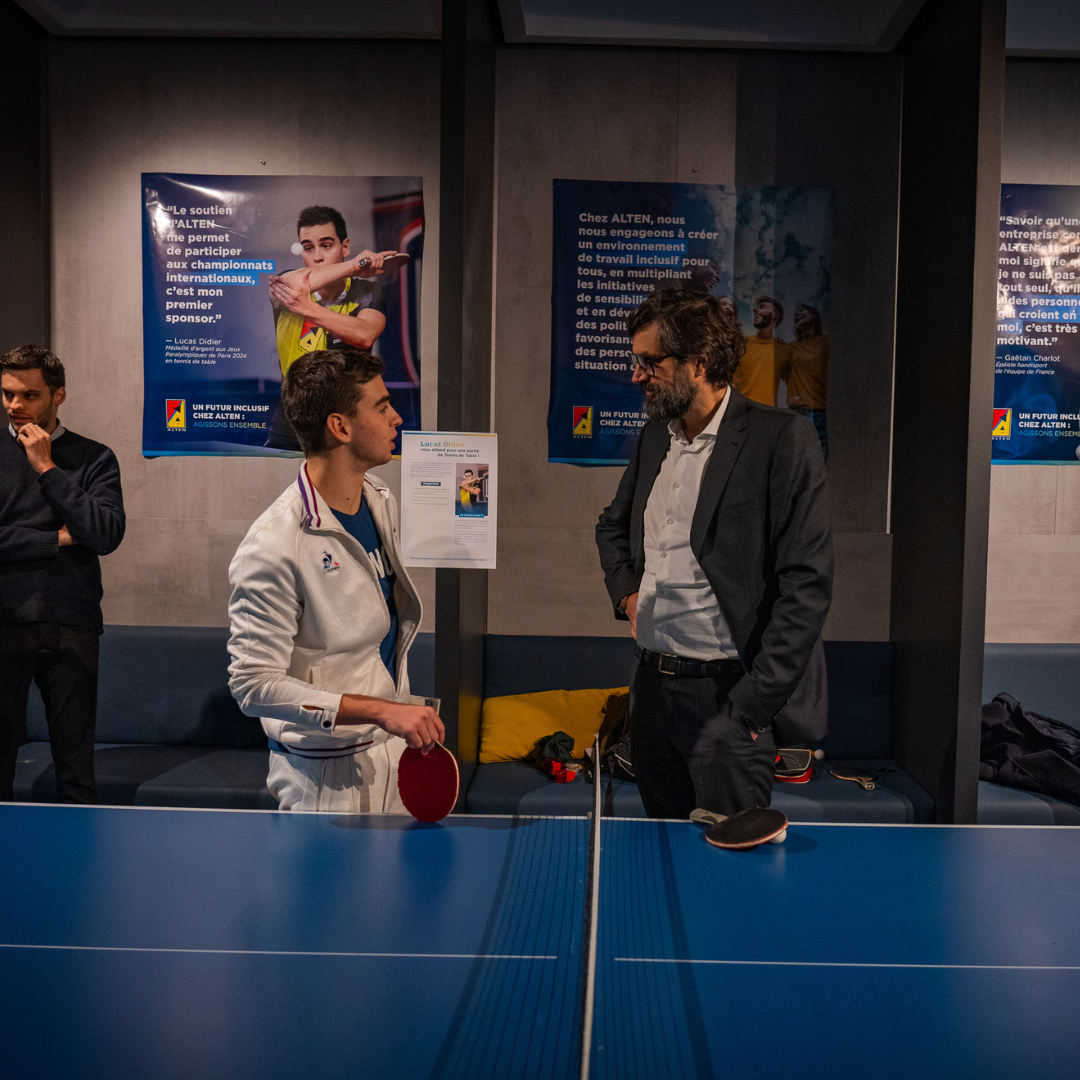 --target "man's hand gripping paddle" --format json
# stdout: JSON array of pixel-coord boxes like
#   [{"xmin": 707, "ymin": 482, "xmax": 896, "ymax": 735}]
[
  {"xmin": 690, "ymin": 806, "xmax": 789, "ymax": 849},
  {"xmin": 288, "ymin": 244, "xmax": 411, "ymax": 273},
  {"xmin": 398, "ymin": 743, "xmax": 459, "ymax": 822},
  {"xmin": 357, "ymin": 253, "xmax": 410, "ymax": 272}
]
